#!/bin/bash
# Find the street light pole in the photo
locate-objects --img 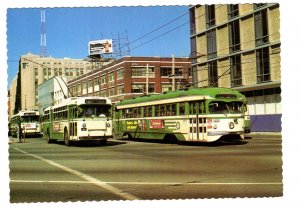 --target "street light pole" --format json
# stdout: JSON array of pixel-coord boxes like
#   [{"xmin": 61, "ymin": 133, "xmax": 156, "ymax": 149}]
[{"xmin": 172, "ymin": 54, "xmax": 175, "ymax": 91}]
